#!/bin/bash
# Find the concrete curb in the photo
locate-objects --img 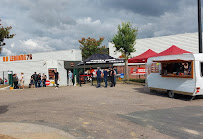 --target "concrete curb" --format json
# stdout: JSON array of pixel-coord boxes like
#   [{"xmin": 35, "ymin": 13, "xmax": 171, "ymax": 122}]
[{"xmin": 0, "ymin": 86, "xmax": 10, "ymax": 90}]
